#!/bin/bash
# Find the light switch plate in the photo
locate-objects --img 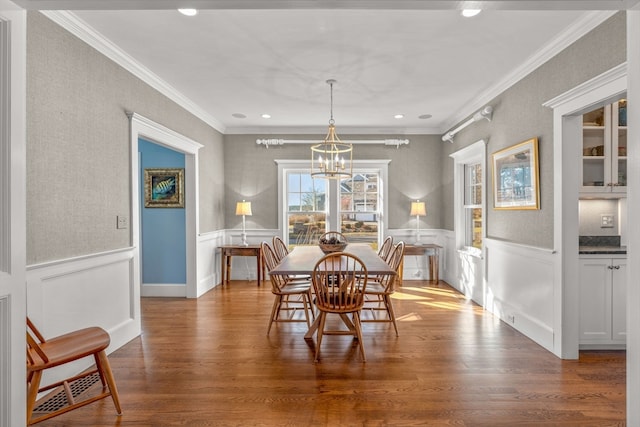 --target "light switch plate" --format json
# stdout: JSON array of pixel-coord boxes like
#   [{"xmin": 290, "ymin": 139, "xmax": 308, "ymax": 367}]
[
  {"xmin": 117, "ymin": 215, "xmax": 129, "ymax": 229},
  {"xmin": 601, "ymin": 214, "xmax": 614, "ymax": 228}
]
